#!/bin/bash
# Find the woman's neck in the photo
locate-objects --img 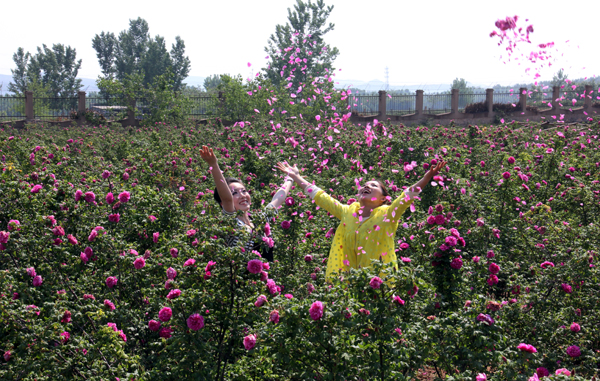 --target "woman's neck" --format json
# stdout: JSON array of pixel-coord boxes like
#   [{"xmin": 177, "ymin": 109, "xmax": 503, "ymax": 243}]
[
  {"xmin": 238, "ymin": 211, "xmax": 252, "ymax": 226},
  {"xmin": 359, "ymin": 204, "xmax": 378, "ymax": 219}
]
